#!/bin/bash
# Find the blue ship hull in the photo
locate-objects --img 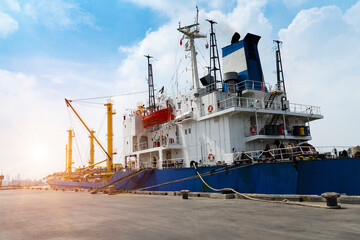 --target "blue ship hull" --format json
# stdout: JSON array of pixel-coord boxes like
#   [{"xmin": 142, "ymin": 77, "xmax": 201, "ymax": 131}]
[{"xmin": 49, "ymin": 158, "xmax": 360, "ymax": 195}]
